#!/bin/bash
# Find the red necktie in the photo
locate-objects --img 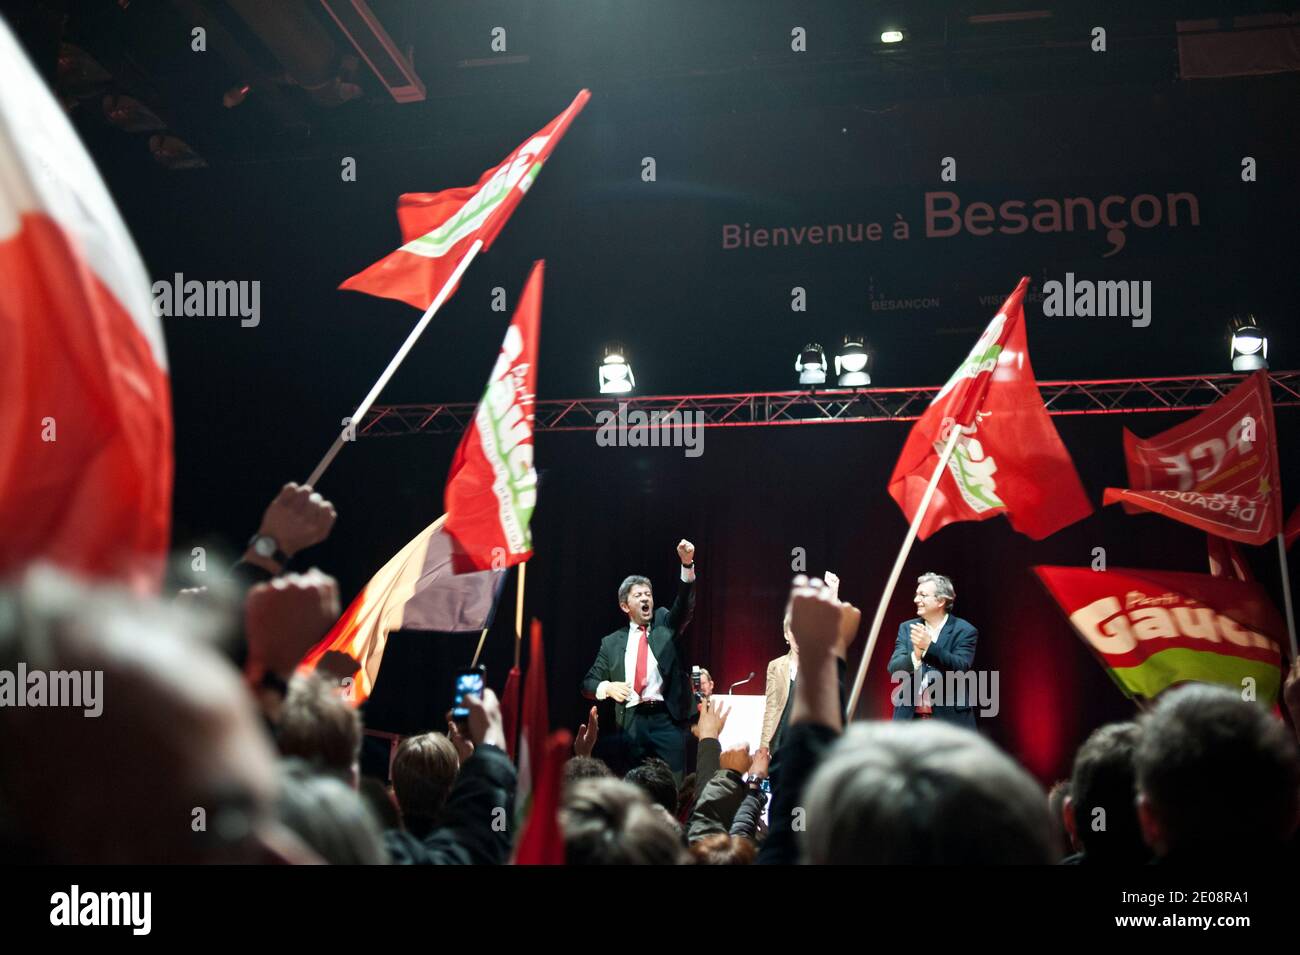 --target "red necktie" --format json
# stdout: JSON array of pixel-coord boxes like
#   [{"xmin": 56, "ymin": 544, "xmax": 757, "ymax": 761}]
[{"xmin": 632, "ymin": 625, "xmax": 649, "ymax": 694}]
